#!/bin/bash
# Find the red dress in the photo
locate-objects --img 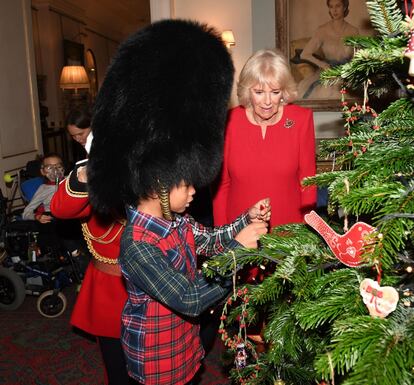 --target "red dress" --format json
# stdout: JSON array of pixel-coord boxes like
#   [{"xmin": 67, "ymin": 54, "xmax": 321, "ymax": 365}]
[
  {"xmin": 213, "ymin": 104, "xmax": 316, "ymax": 228},
  {"xmin": 51, "ymin": 171, "xmax": 127, "ymax": 338}
]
